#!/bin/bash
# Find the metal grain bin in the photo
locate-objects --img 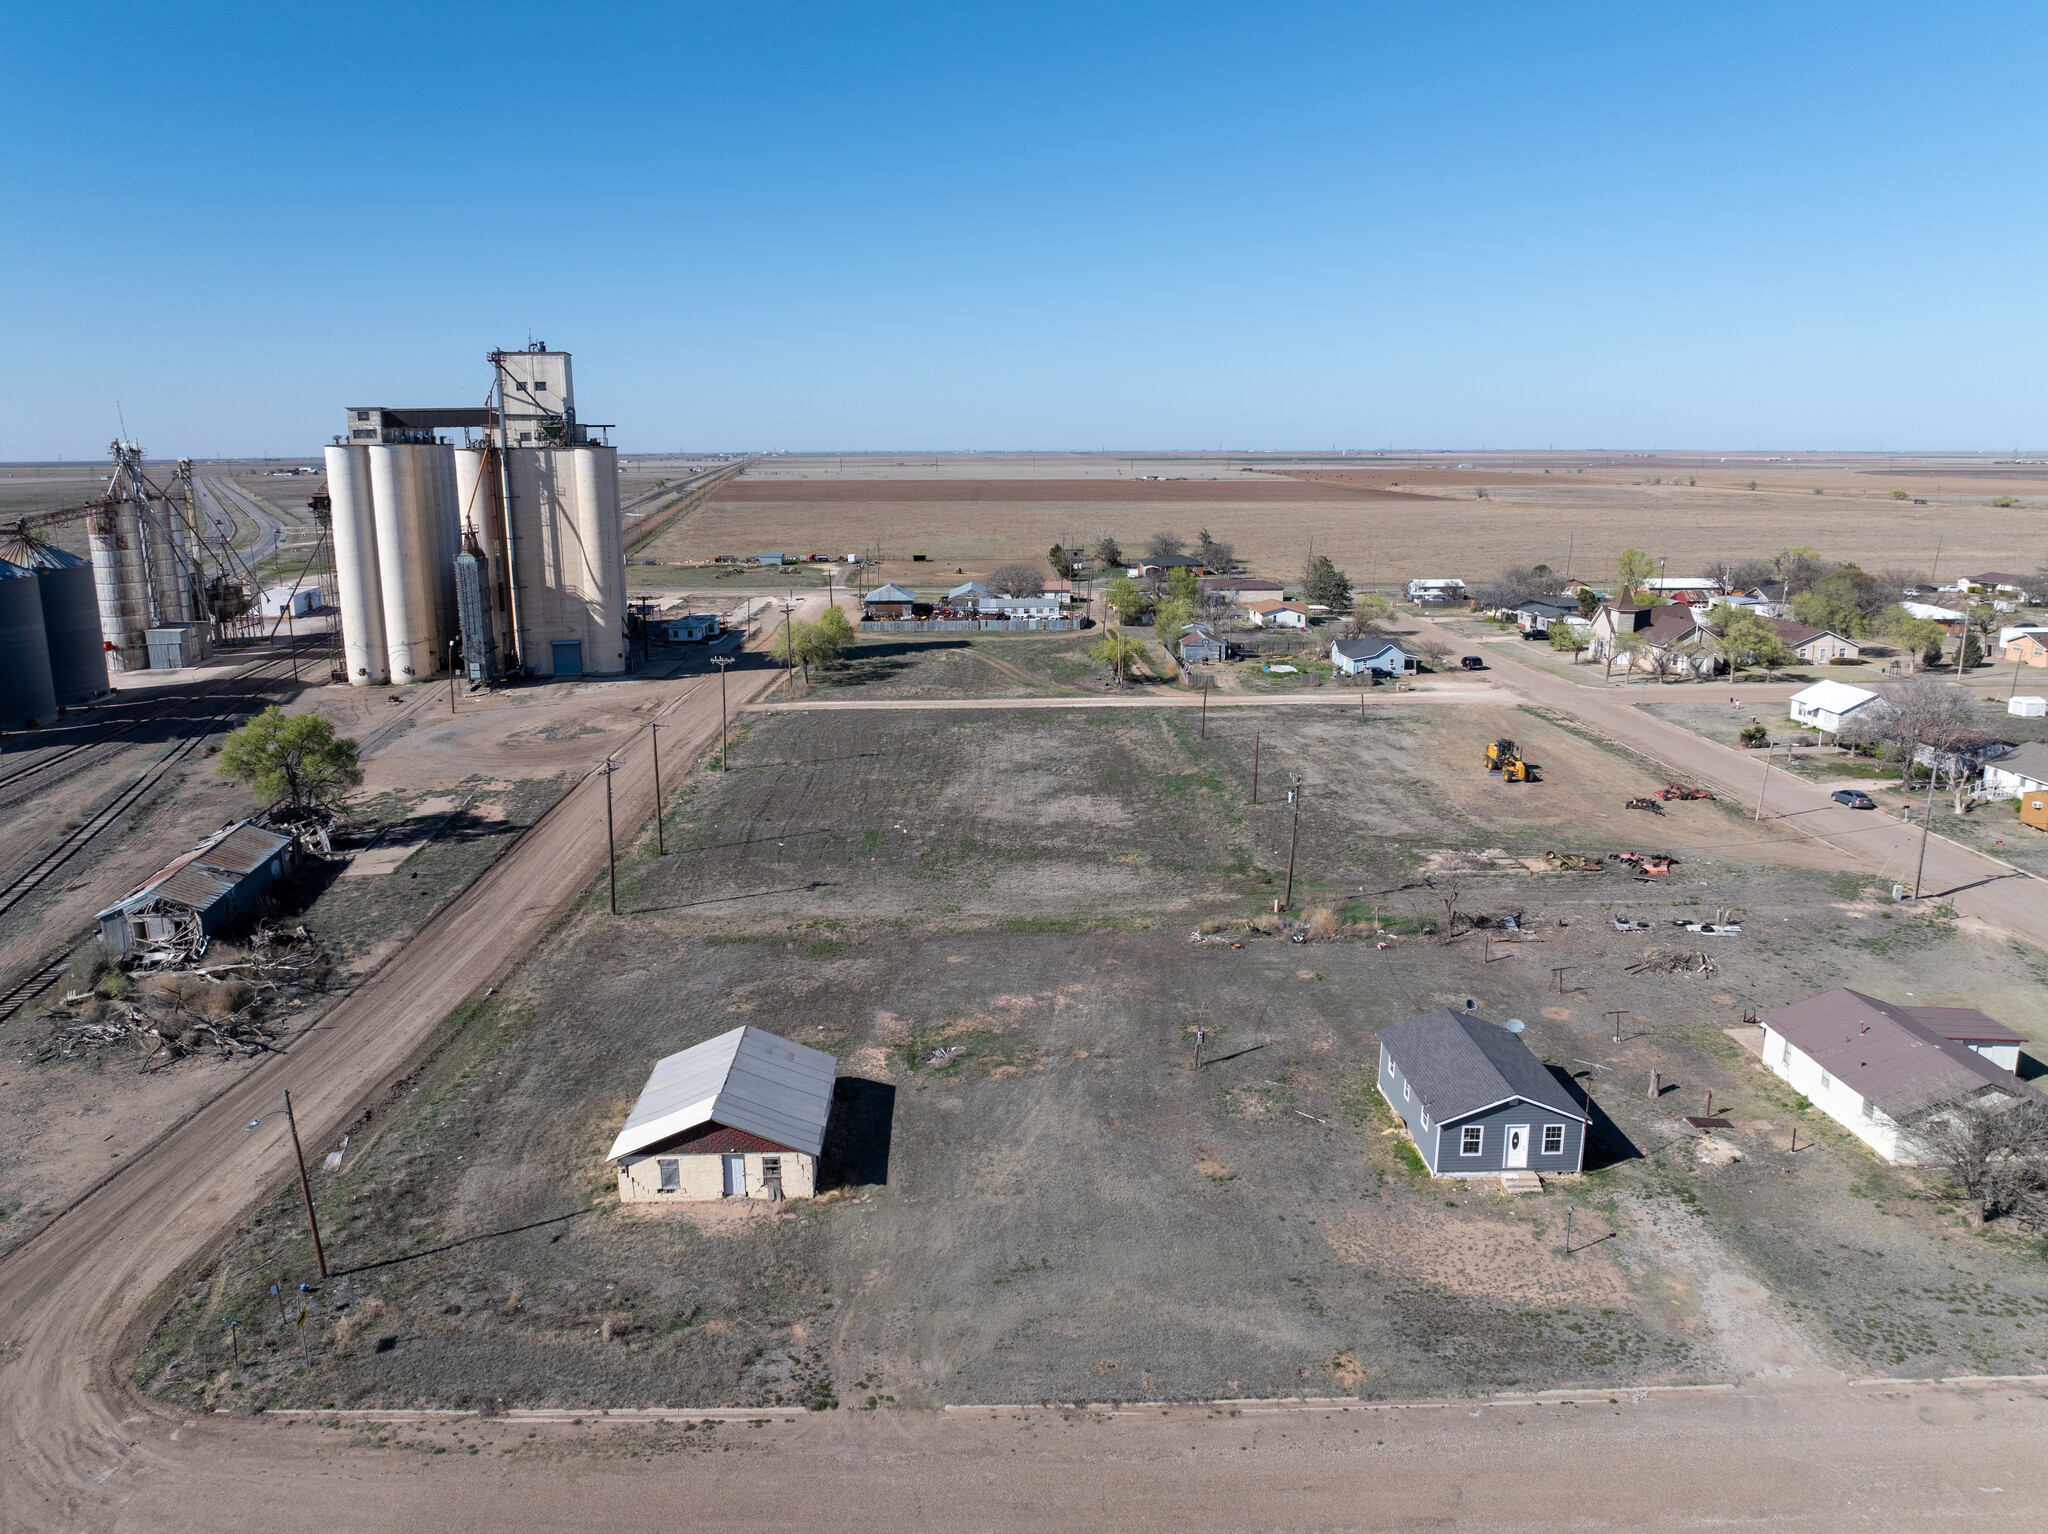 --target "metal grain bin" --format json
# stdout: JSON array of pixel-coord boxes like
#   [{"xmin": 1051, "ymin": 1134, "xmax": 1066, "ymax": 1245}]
[
  {"xmin": 0, "ymin": 558, "xmax": 59, "ymax": 730},
  {"xmin": 15, "ymin": 545, "xmax": 109, "ymax": 702}
]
